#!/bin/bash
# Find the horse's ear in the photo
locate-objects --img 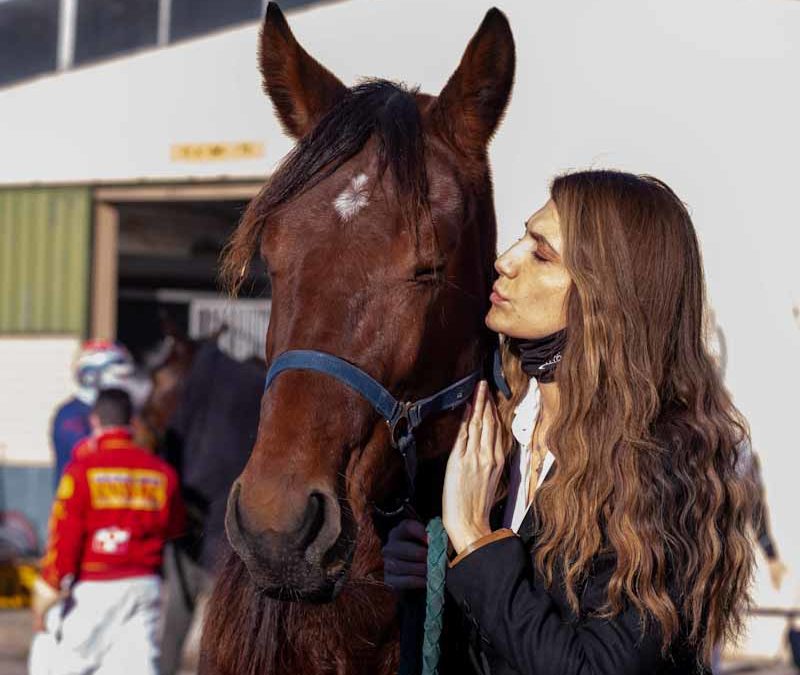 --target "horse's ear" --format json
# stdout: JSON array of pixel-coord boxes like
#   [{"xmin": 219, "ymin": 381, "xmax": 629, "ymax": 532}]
[
  {"xmin": 431, "ymin": 8, "xmax": 515, "ymax": 157},
  {"xmin": 158, "ymin": 309, "xmax": 185, "ymax": 342},
  {"xmin": 260, "ymin": 2, "xmax": 347, "ymax": 139}
]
